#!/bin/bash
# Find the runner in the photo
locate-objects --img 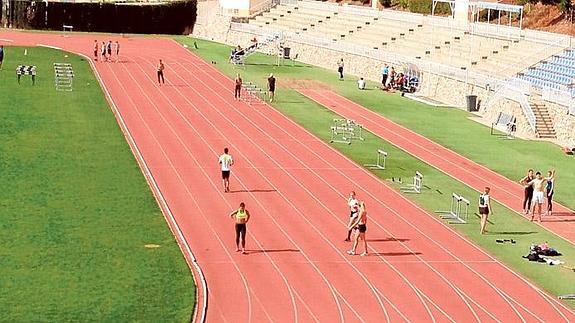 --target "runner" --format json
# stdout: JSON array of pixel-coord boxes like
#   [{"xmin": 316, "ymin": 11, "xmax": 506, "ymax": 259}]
[
  {"xmin": 106, "ymin": 41, "xmax": 112, "ymax": 61},
  {"xmin": 546, "ymin": 169, "xmax": 556, "ymax": 216},
  {"xmin": 101, "ymin": 41, "xmax": 107, "ymax": 61},
  {"xmin": 229, "ymin": 202, "xmax": 251, "ymax": 254},
  {"xmin": 234, "ymin": 73, "xmax": 242, "ymax": 100},
  {"xmin": 519, "ymin": 169, "xmax": 535, "ymax": 214},
  {"xmin": 344, "ymin": 191, "xmax": 360, "ymax": 241},
  {"xmin": 157, "ymin": 59, "xmax": 165, "ymax": 85},
  {"xmin": 218, "ymin": 147, "xmax": 234, "ymax": 192},
  {"xmin": 267, "ymin": 73, "xmax": 276, "ymax": 103},
  {"xmin": 93, "ymin": 40, "xmax": 99, "ymax": 61},
  {"xmin": 479, "ymin": 187, "xmax": 493, "ymax": 234},
  {"xmin": 528, "ymin": 171, "xmax": 550, "ymax": 223},
  {"xmin": 114, "ymin": 41, "xmax": 120, "ymax": 62},
  {"xmin": 347, "ymin": 201, "xmax": 368, "ymax": 256}
]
